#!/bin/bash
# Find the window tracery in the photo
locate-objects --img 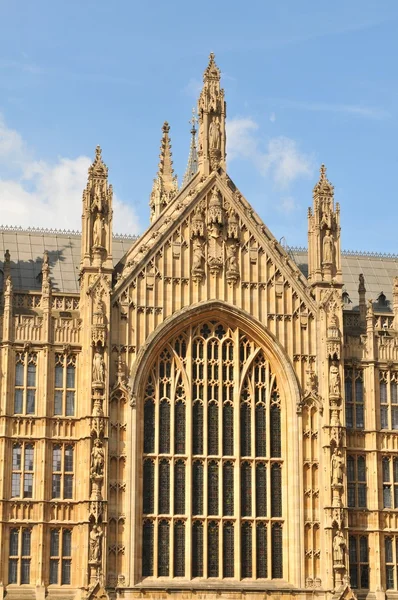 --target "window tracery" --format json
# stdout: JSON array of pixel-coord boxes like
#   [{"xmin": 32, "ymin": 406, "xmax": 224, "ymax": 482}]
[{"xmin": 141, "ymin": 320, "xmax": 284, "ymax": 580}]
